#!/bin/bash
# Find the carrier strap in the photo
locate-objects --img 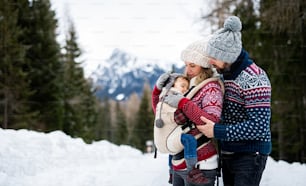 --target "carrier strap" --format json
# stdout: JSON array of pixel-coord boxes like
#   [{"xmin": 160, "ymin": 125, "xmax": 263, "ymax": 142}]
[{"xmin": 181, "ymin": 120, "xmax": 196, "ymax": 133}]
